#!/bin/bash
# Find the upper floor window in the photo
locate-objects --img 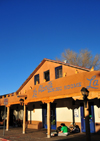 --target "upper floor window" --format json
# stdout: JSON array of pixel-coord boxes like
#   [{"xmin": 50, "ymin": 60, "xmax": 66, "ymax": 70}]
[
  {"xmin": 44, "ymin": 70, "xmax": 50, "ymax": 82},
  {"xmin": 34, "ymin": 74, "xmax": 39, "ymax": 85},
  {"xmin": 55, "ymin": 66, "xmax": 62, "ymax": 79}
]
